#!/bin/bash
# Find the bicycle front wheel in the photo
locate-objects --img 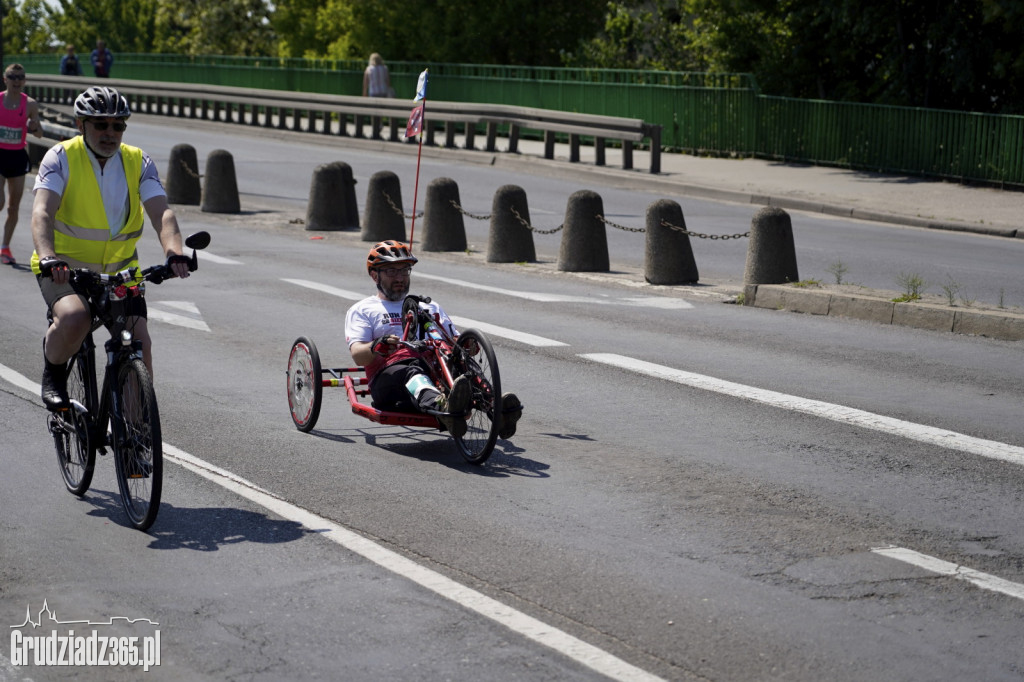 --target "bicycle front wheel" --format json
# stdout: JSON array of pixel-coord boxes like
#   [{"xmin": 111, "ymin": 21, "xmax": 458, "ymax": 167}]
[
  {"xmin": 110, "ymin": 358, "xmax": 163, "ymax": 531},
  {"xmin": 287, "ymin": 337, "xmax": 322, "ymax": 432},
  {"xmin": 53, "ymin": 351, "xmax": 97, "ymax": 495},
  {"xmin": 452, "ymin": 329, "xmax": 501, "ymax": 465}
]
